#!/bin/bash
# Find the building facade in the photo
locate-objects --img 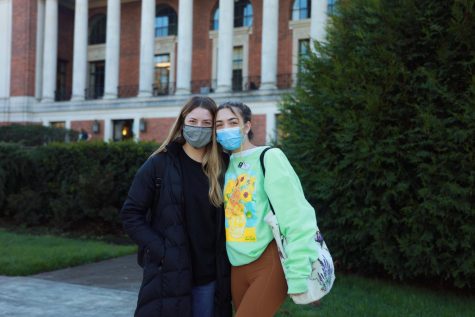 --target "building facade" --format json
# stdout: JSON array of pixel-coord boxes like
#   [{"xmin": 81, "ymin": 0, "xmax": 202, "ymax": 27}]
[{"xmin": 0, "ymin": 0, "xmax": 332, "ymax": 143}]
